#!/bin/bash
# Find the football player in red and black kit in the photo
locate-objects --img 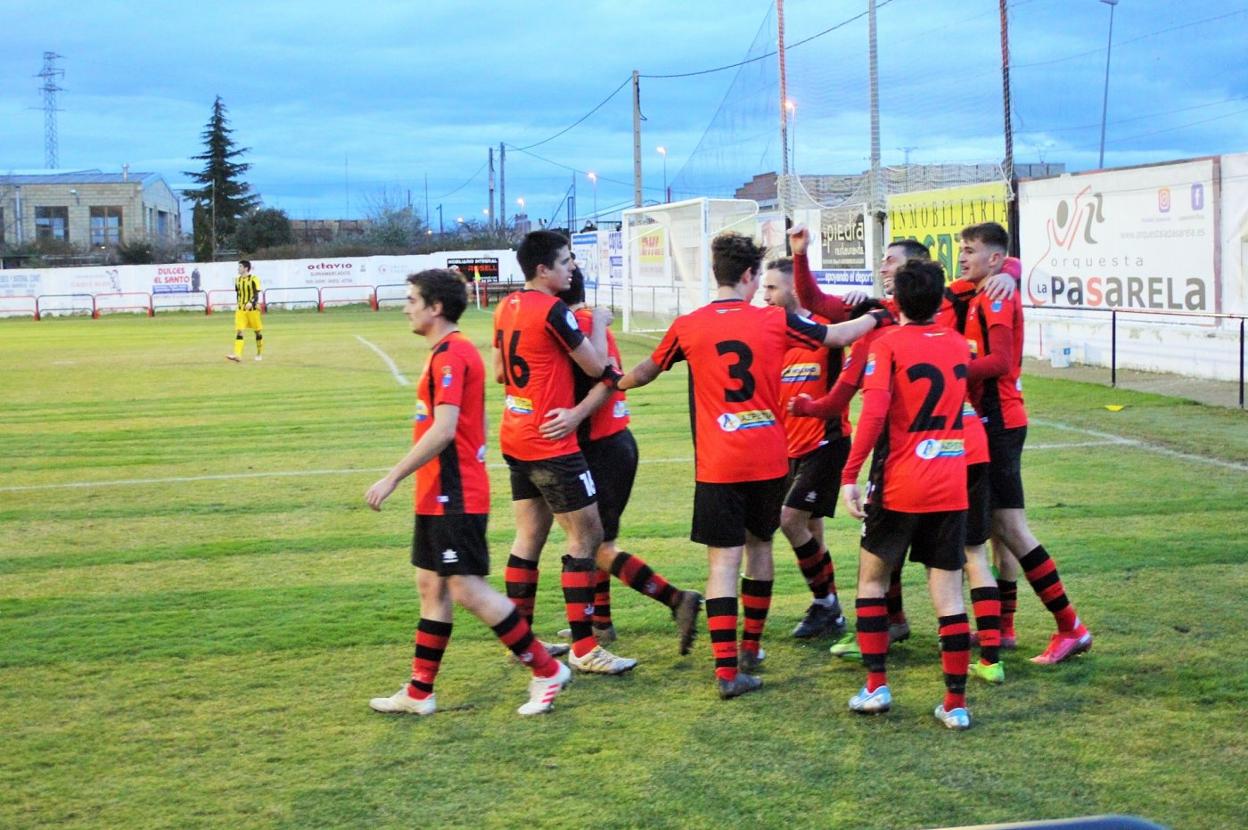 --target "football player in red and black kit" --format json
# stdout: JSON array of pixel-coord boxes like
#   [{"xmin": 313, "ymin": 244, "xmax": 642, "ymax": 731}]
[
  {"xmin": 494, "ymin": 230, "xmax": 637, "ymax": 676},
  {"xmin": 839, "ymin": 259, "xmax": 975, "ymax": 730},
  {"xmin": 958, "ymin": 222, "xmax": 1092, "ymax": 665},
  {"xmin": 619, "ymin": 232, "xmax": 882, "ymax": 699},
  {"xmin": 536, "ymin": 267, "xmax": 704, "ymax": 653},
  {"xmin": 365, "ymin": 269, "xmax": 572, "ymax": 717},
  {"xmin": 761, "ymin": 256, "xmax": 850, "ymax": 640}
]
